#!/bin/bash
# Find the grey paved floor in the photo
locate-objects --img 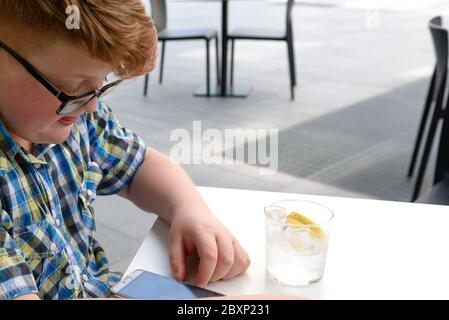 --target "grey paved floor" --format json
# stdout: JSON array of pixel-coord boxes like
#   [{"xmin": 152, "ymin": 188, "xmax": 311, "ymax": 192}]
[
  {"xmin": 272, "ymin": 78, "xmax": 436, "ymax": 201},
  {"xmin": 92, "ymin": 0, "xmax": 449, "ymax": 273}
]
